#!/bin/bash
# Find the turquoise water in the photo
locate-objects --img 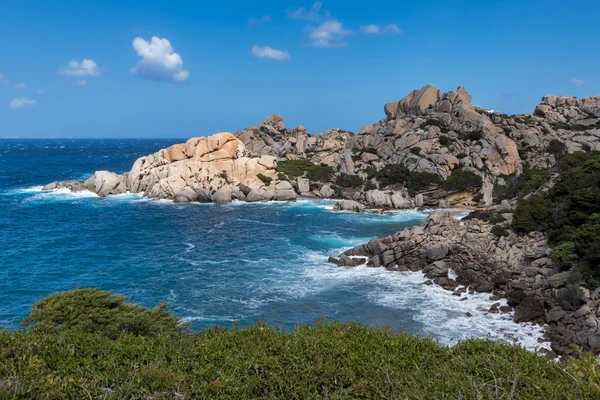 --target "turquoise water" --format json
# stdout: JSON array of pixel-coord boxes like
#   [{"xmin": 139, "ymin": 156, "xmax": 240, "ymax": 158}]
[{"xmin": 0, "ymin": 139, "xmax": 546, "ymax": 347}]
